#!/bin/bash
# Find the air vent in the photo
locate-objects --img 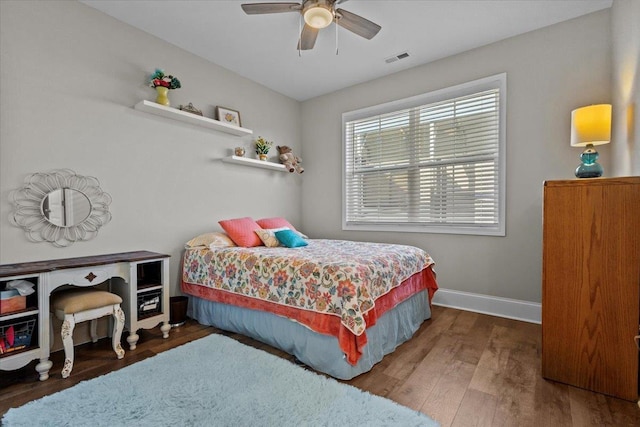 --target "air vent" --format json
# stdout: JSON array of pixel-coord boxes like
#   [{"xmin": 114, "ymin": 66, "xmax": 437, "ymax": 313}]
[{"xmin": 385, "ymin": 51, "xmax": 410, "ymax": 64}]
